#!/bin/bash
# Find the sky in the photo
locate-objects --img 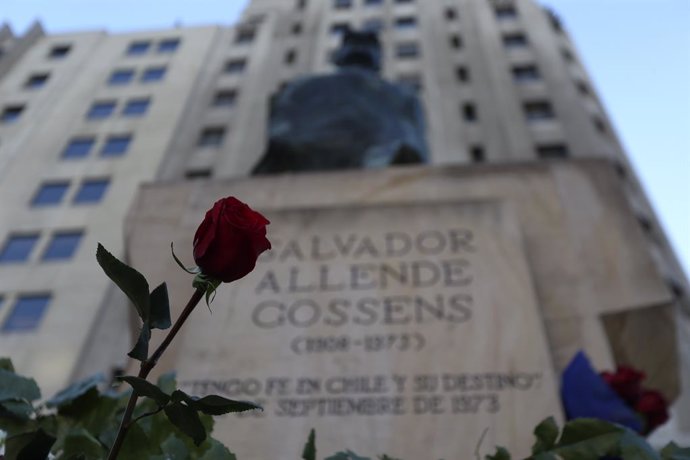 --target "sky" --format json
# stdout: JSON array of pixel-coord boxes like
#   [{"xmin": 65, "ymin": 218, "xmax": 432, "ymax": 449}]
[{"xmin": 2, "ymin": 0, "xmax": 689, "ymax": 276}]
